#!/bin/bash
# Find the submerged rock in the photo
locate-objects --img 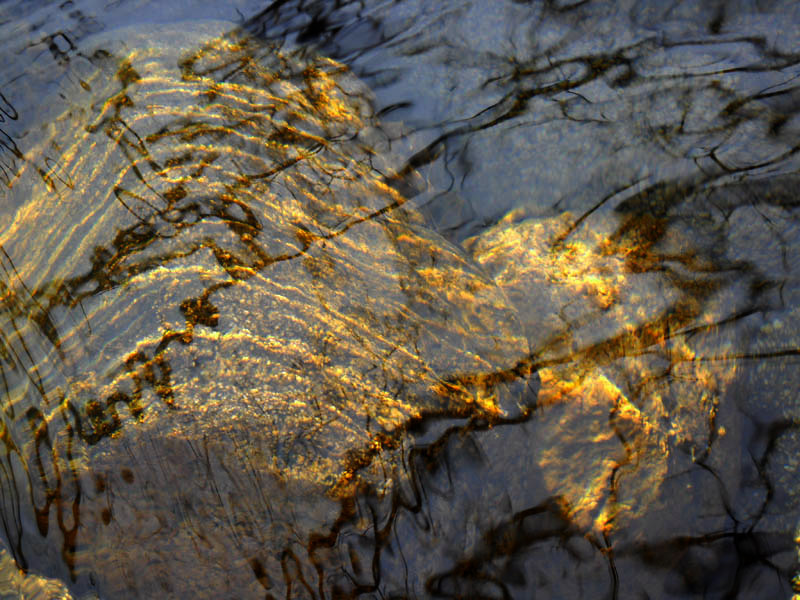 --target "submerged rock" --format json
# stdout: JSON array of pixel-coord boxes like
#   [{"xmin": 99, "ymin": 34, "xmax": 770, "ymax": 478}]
[
  {"xmin": 466, "ymin": 205, "xmax": 739, "ymax": 536},
  {"xmin": 0, "ymin": 22, "xmax": 533, "ymax": 598}
]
